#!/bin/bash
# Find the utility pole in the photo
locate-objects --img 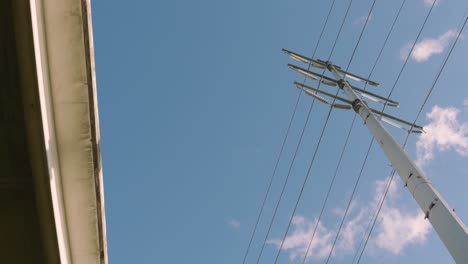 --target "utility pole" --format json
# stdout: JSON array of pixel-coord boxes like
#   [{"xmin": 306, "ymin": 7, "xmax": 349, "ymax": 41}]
[{"xmin": 283, "ymin": 49, "xmax": 468, "ymax": 263}]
